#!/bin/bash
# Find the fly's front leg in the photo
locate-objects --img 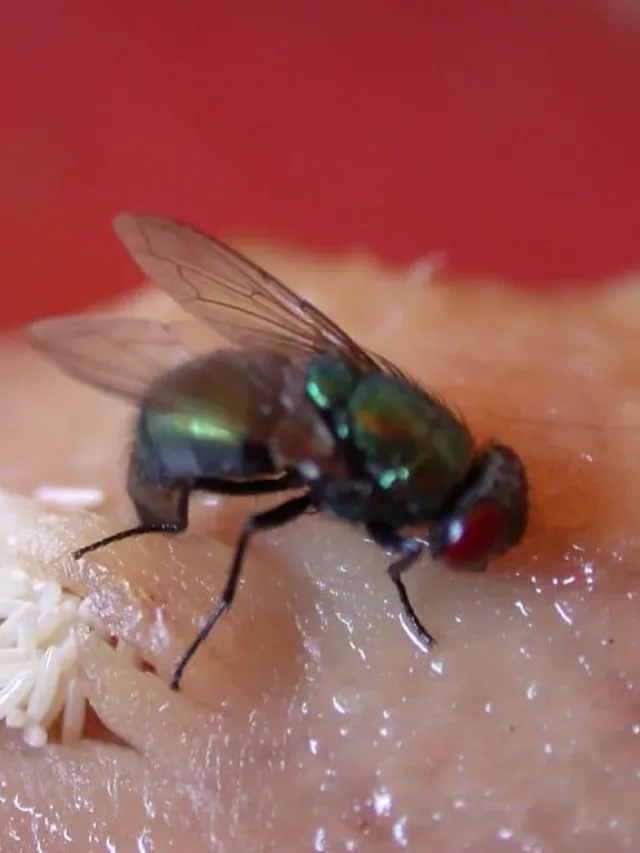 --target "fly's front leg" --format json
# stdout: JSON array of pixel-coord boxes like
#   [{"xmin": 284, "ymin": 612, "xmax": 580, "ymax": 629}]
[
  {"xmin": 366, "ymin": 522, "xmax": 436, "ymax": 647},
  {"xmin": 171, "ymin": 492, "xmax": 312, "ymax": 691}
]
